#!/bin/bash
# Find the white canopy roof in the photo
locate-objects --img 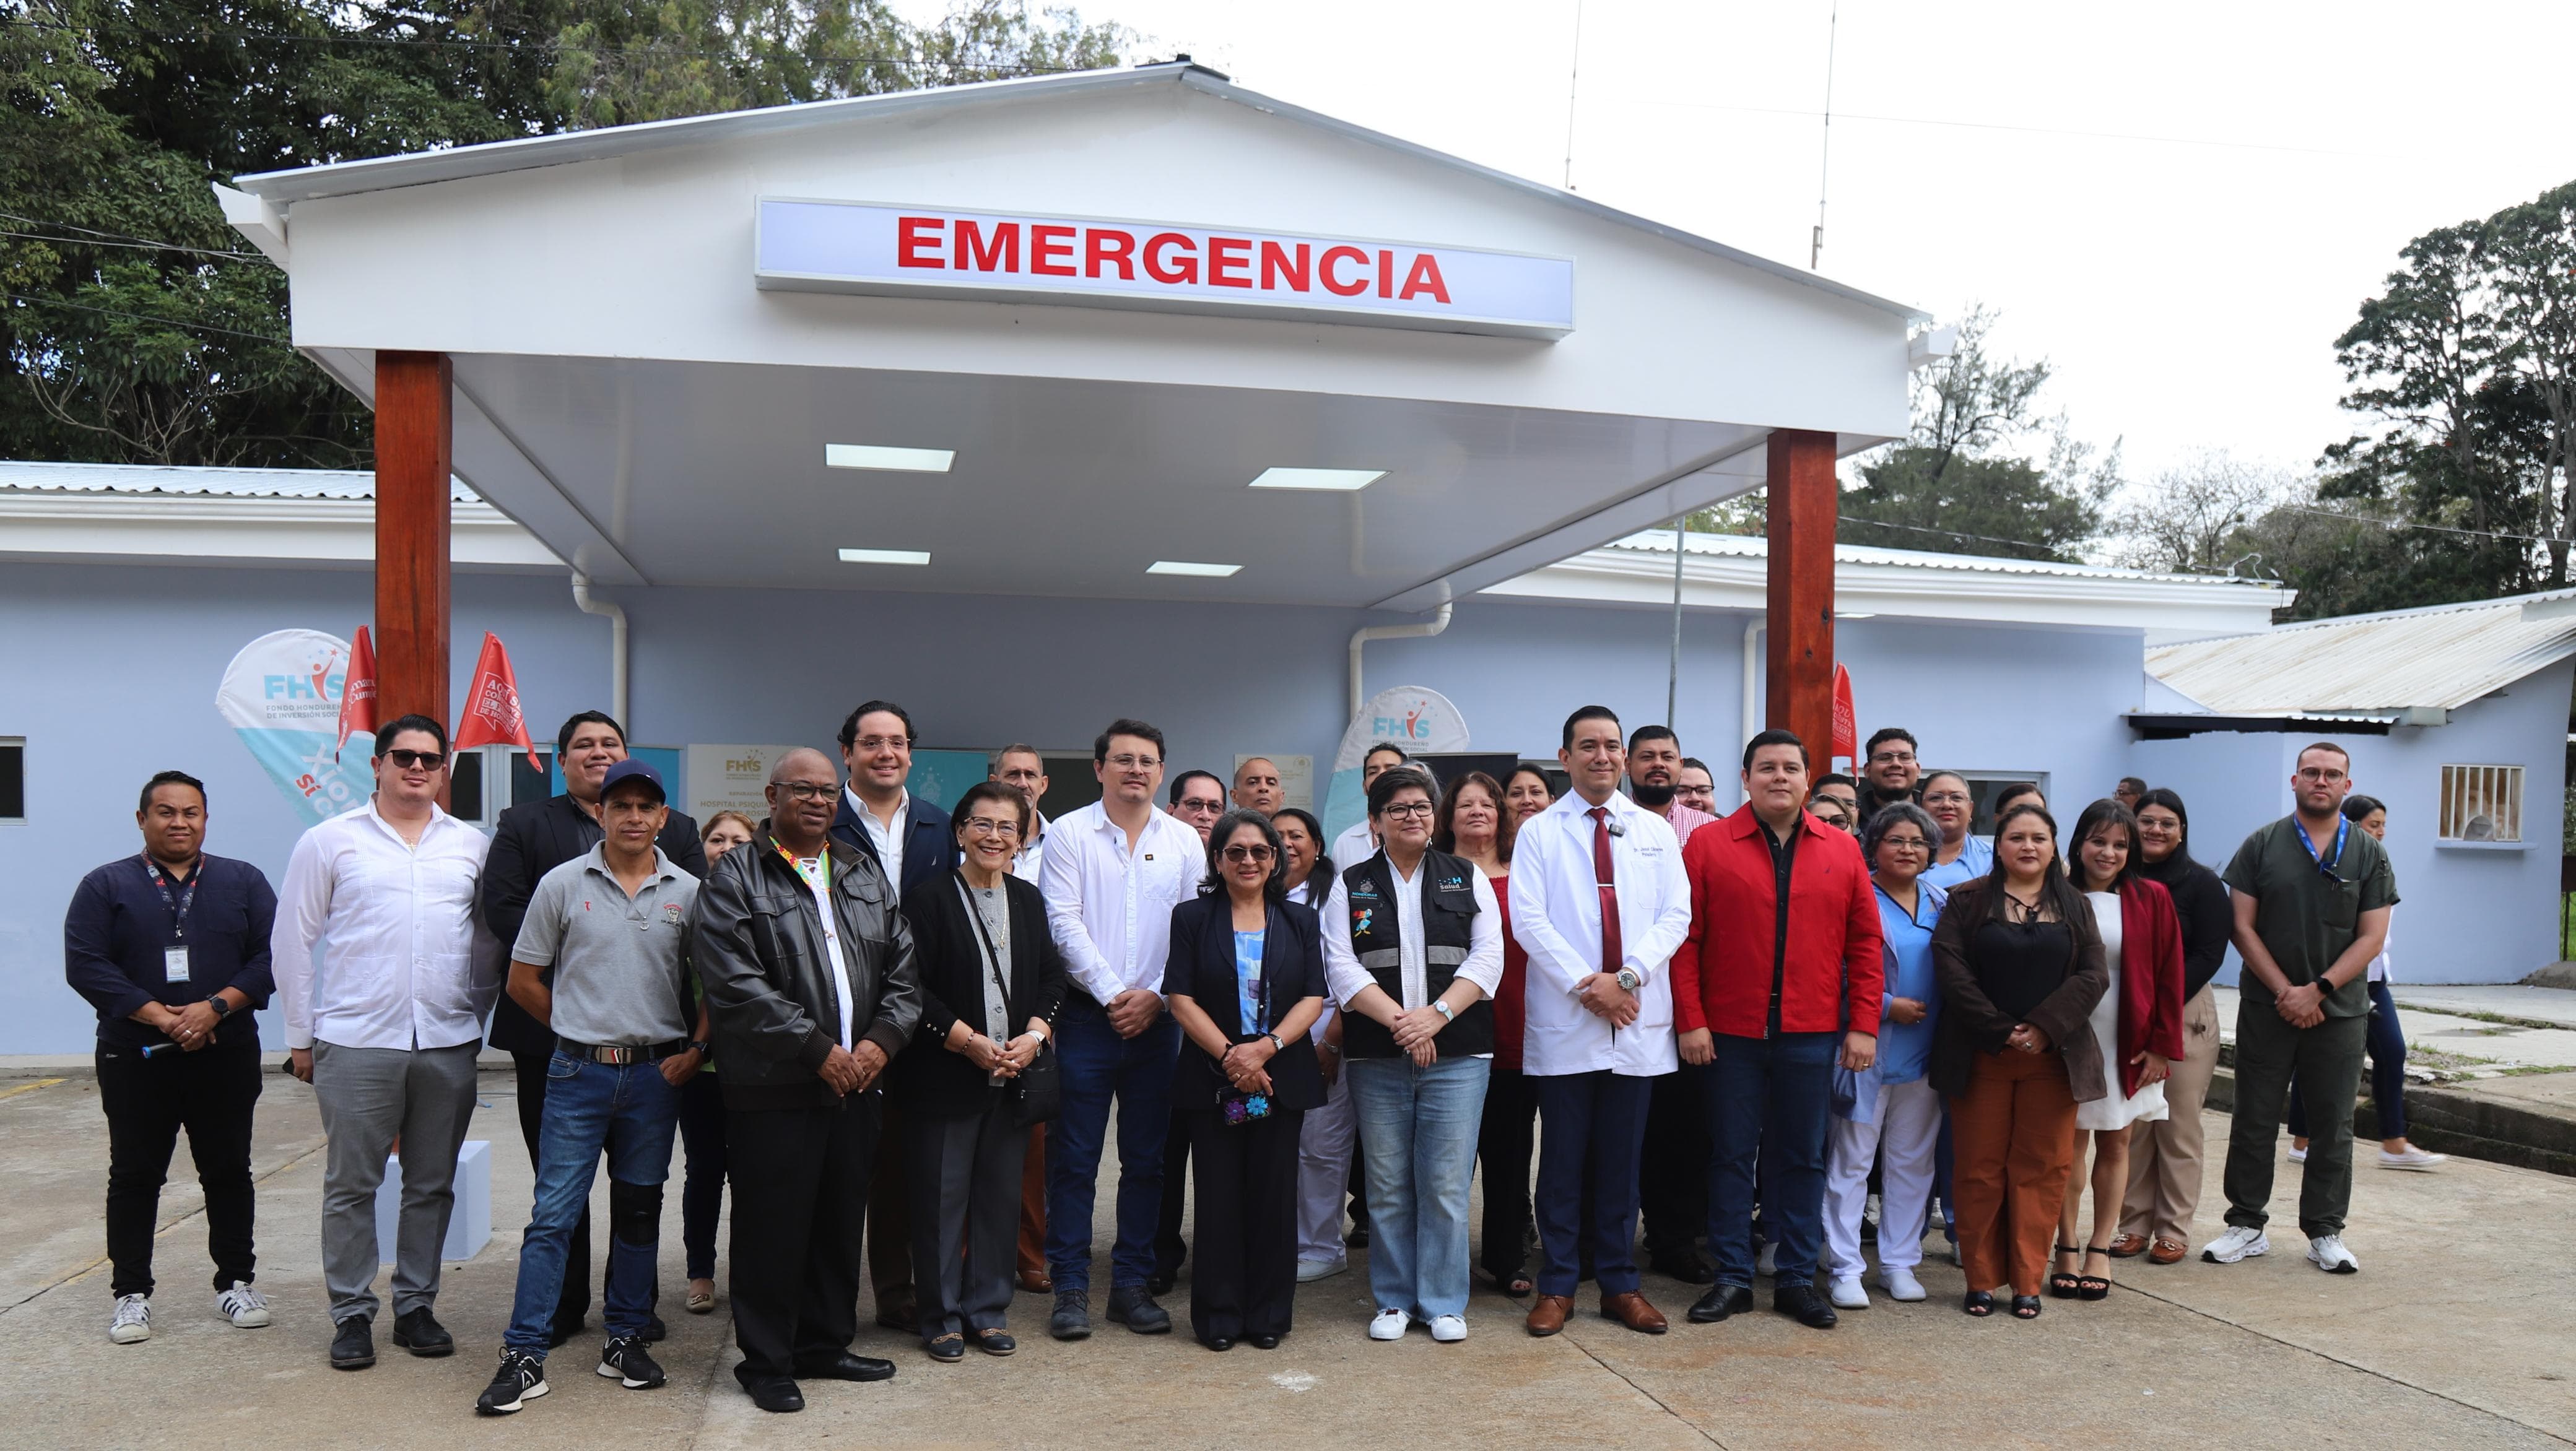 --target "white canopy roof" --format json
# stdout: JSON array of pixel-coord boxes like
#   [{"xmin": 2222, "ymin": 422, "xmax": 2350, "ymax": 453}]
[
  {"xmin": 224, "ymin": 62, "xmax": 1916, "ymax": 611},
  {"xmin": 2147, "ymin": 589, "xmax": 2576, "ymax": 716}
]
